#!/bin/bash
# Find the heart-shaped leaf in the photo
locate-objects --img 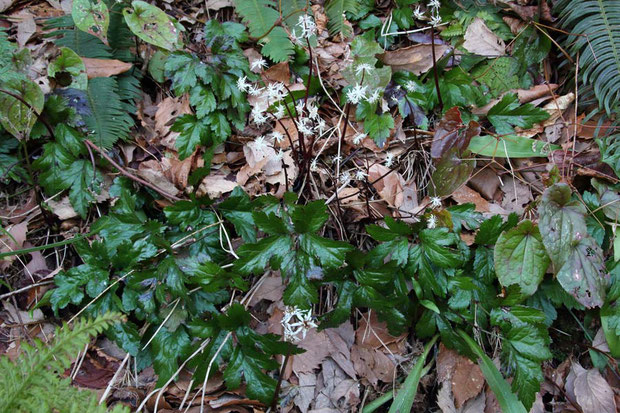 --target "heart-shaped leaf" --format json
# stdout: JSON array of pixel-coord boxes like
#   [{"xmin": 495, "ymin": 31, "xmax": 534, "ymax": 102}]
[
  {"xmin": 495, "ymin": 220, "xmax": 549, "ymax": 296},
  {"xmin": 72, "ymin": 0, "xmax": 110, "ymax": 44},
  {"xmin": 123, "ymin": 1, "xmax": 183, "ymax": 51}
]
